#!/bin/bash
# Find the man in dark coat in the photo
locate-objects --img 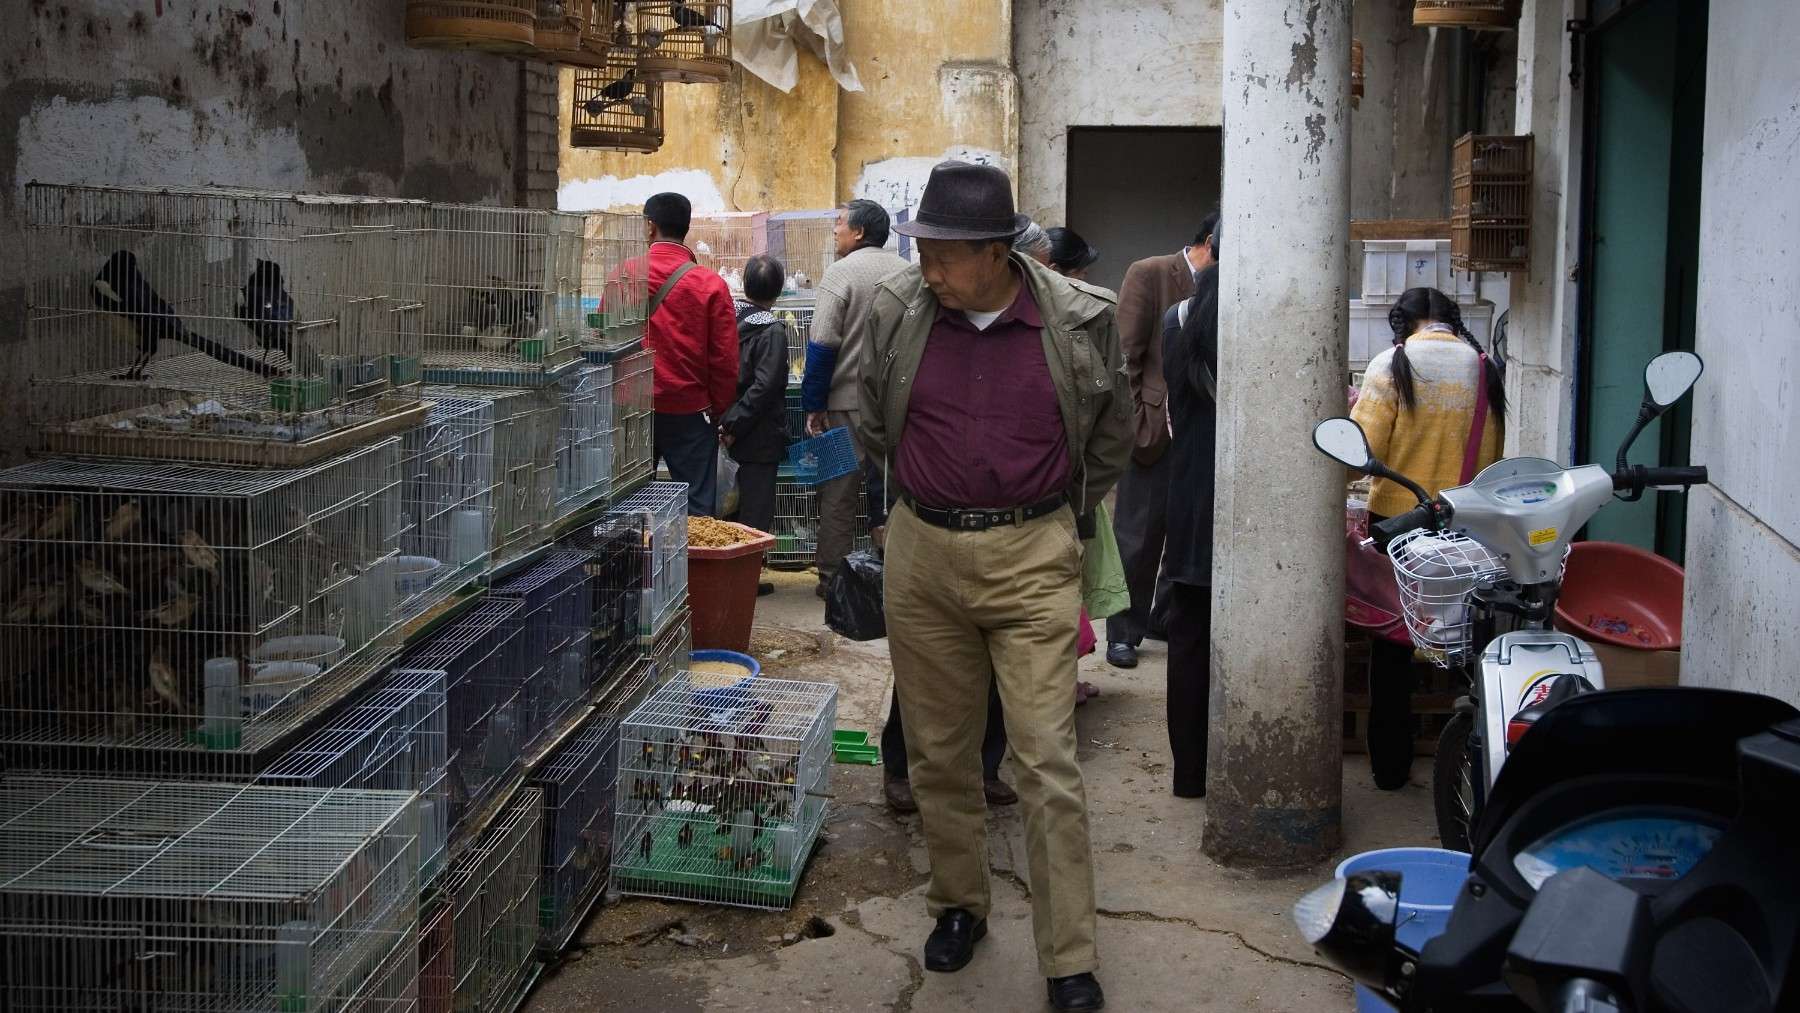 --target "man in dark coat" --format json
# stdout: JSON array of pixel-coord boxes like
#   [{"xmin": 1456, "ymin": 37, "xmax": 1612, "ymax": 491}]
[{"xmin": 720, "ymin": 256, "xmax": 790, "ymax": 594}]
